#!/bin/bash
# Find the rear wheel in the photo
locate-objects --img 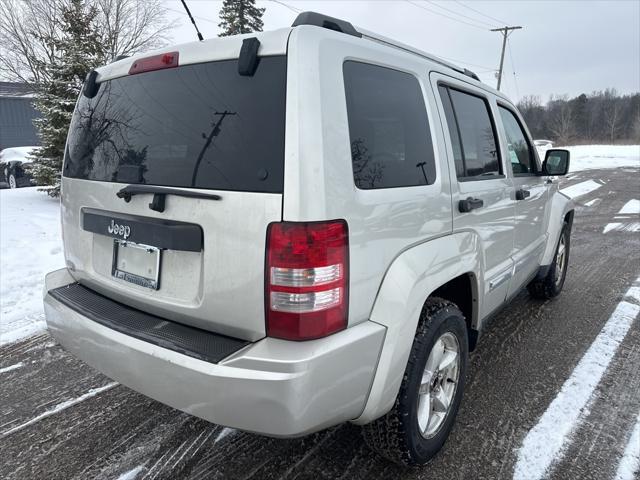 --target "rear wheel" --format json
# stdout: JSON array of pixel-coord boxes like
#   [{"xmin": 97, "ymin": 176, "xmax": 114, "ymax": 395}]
[
  {"xmin": 8, "ymin": 173, "xmax": 17, "ymax": 189},
  {"xmin": 362, "ymin": 298, "xmax": 468, "ymax": 466},
  {"xmin": 528, "ymin": 223, "xmax": 570, "ymax": 299}
]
